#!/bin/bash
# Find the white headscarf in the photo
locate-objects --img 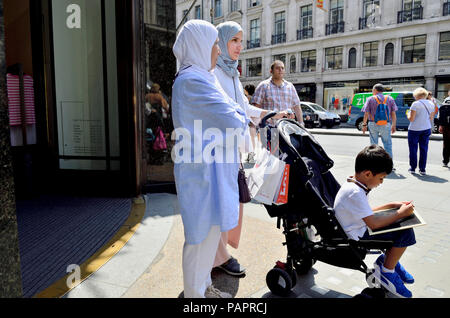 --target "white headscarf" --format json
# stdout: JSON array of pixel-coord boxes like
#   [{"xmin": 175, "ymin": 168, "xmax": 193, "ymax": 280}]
[{"xmin": 173, "ymin": 20, "xmax": 218, "ymax": 77}]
